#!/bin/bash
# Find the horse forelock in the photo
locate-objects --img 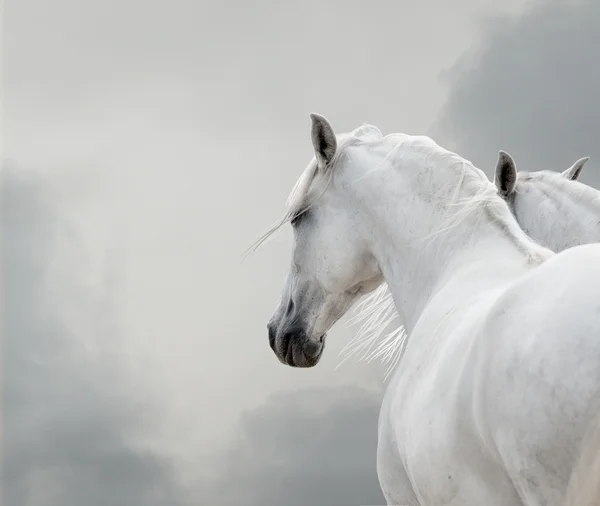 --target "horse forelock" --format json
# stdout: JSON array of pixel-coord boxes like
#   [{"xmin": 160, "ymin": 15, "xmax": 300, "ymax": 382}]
[{"xmin": 245, "ymin": 125, "xmax": 385, "ymax": 257}]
